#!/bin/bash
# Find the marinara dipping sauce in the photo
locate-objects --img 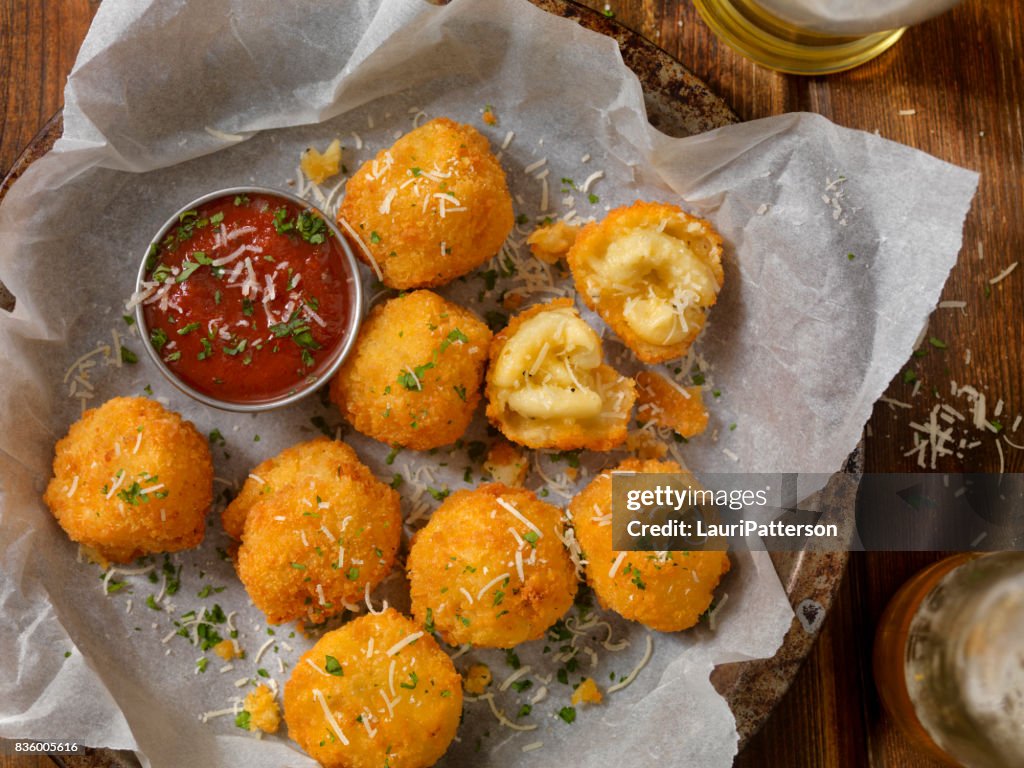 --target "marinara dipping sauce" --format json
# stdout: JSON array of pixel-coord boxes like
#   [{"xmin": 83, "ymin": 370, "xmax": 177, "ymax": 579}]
[{"xmin": 132, "ymin": 188, "xmax": 362, "ymax": 410}]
